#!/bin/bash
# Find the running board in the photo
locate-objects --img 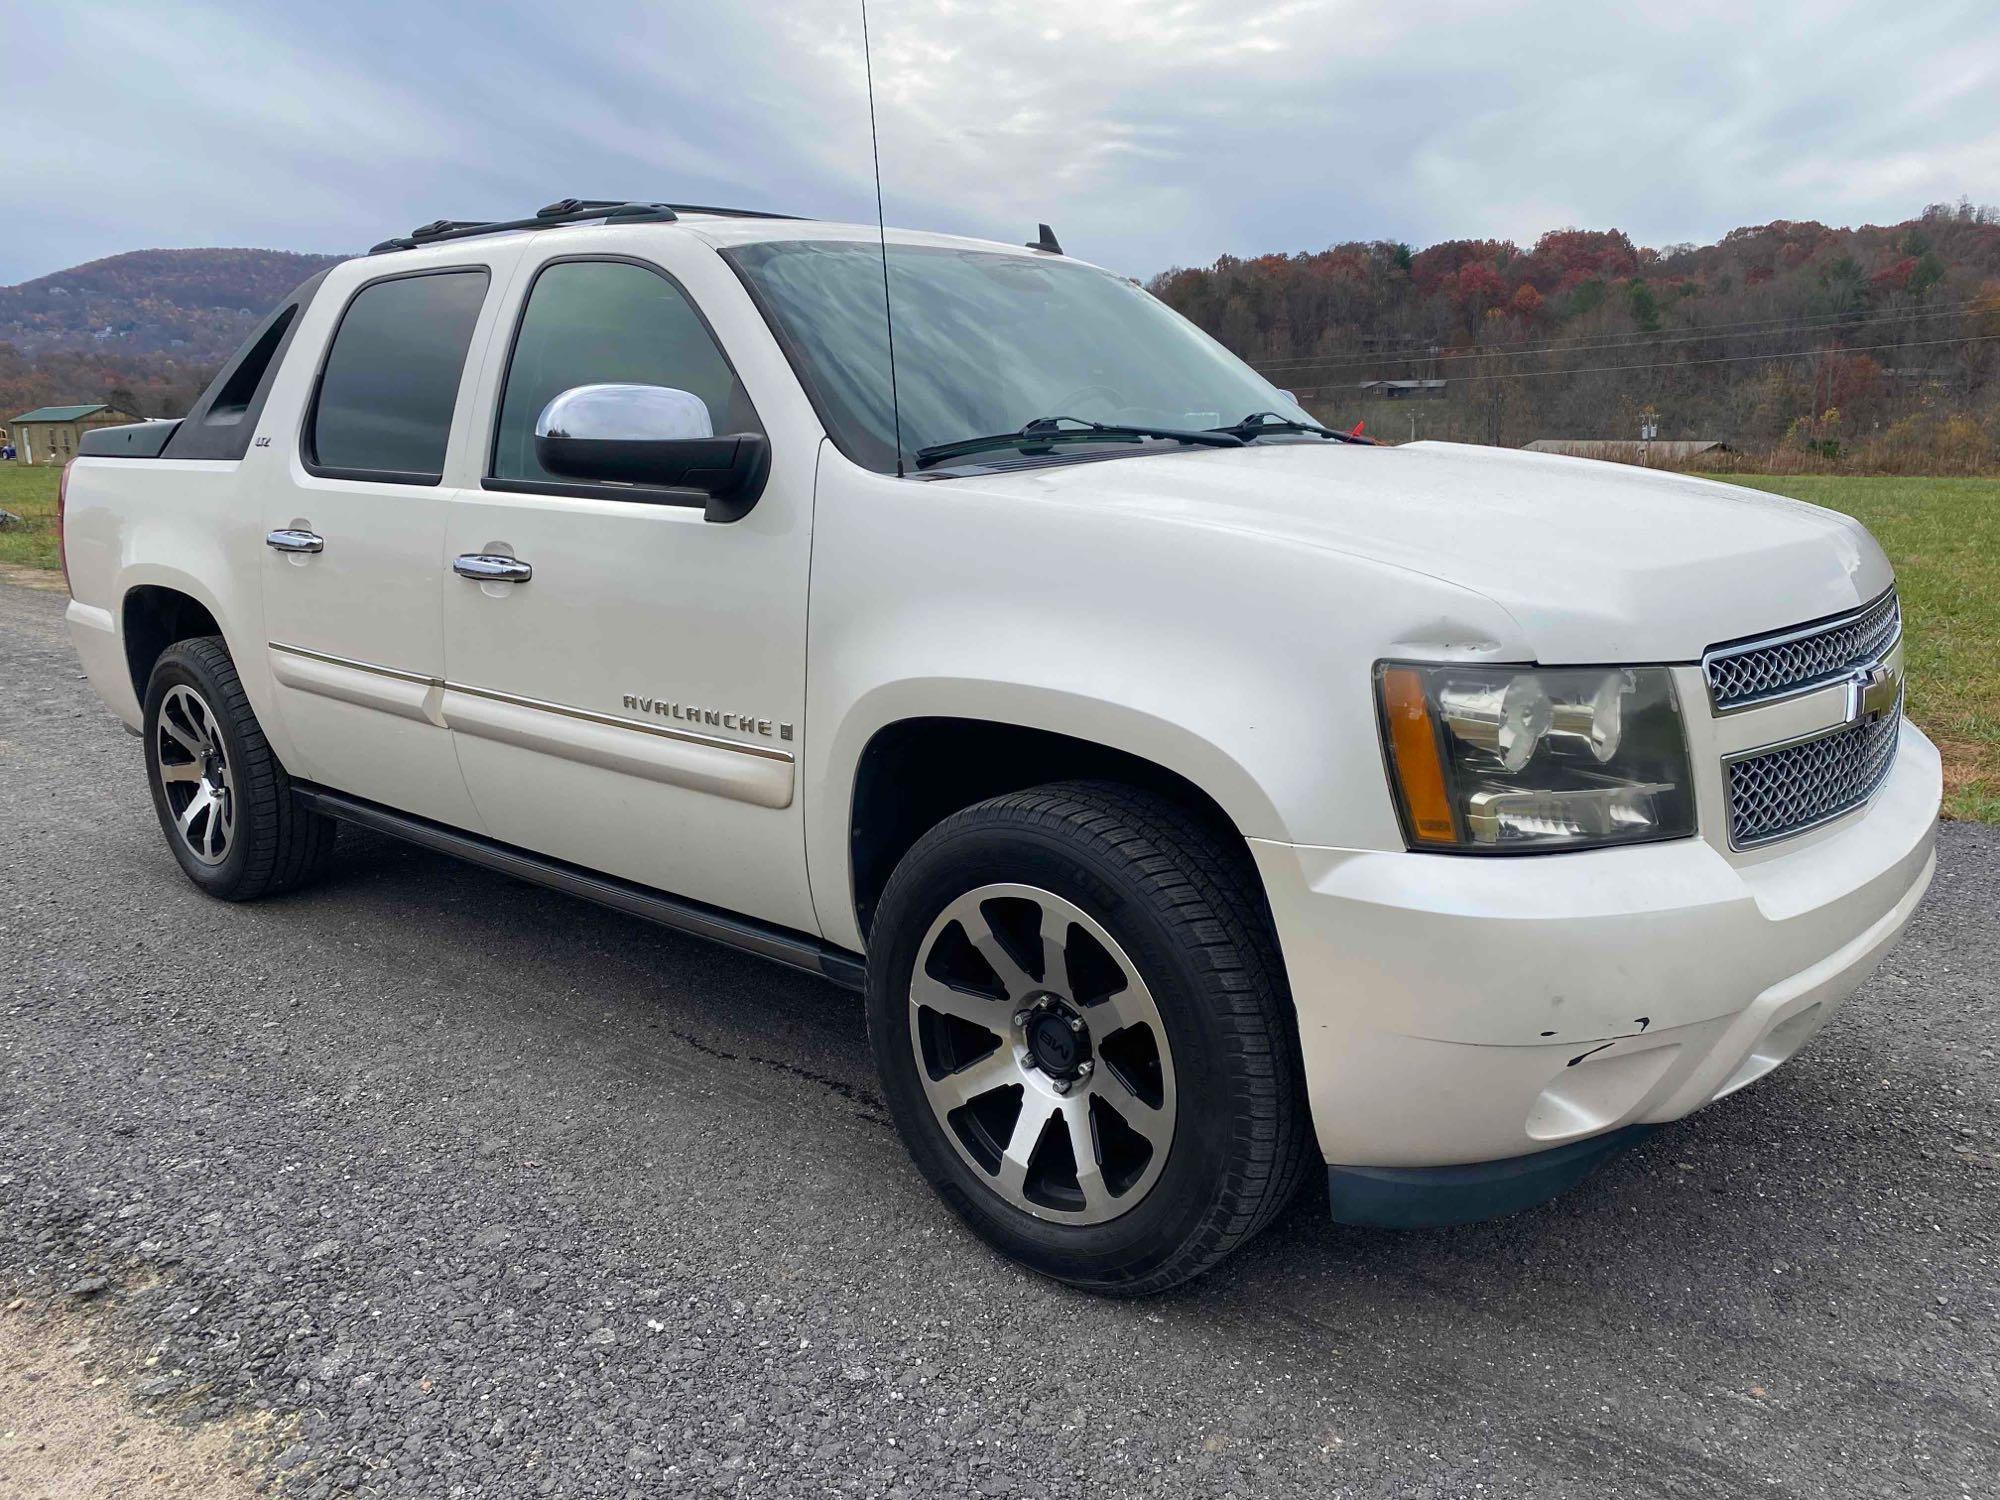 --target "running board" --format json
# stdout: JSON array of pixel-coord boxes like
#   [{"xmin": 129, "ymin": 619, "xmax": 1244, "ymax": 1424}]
[{"xmin": 292, "ymin": 786, "xmax": 867, "ymax": 991}]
